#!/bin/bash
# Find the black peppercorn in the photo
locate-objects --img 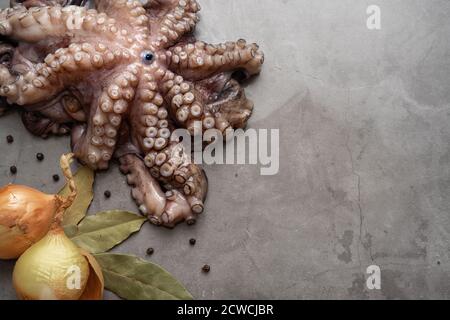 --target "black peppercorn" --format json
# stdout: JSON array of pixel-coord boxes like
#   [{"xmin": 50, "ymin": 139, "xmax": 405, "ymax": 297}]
[
  {"xmin": 146, "ymin": 248, "xmax": 154, "ymax": 255},
  {"xmin": 10, "ymin": 165, "xmax": 17, "ymax": 174},
  {"xmin": 36, "ymin": 153, "xmax": 44, "ymax": 161},
  {"xmin": 6, "ymin": 135, "xmax": 14, "ymax": 144},
  {"xmin": 189, "ymin": 238, "xmax": 196, "ymax": 246},
  {"xmin": 104, "ymin": 190, "xmax": 111, "ymax": 198},
  {"xmin": 202, "ymin": 265, "xmax": 210, "ymax": 273},
  {"xmin": 52, "ymin": 174, "xmax": 60, "ymax": 182}
]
